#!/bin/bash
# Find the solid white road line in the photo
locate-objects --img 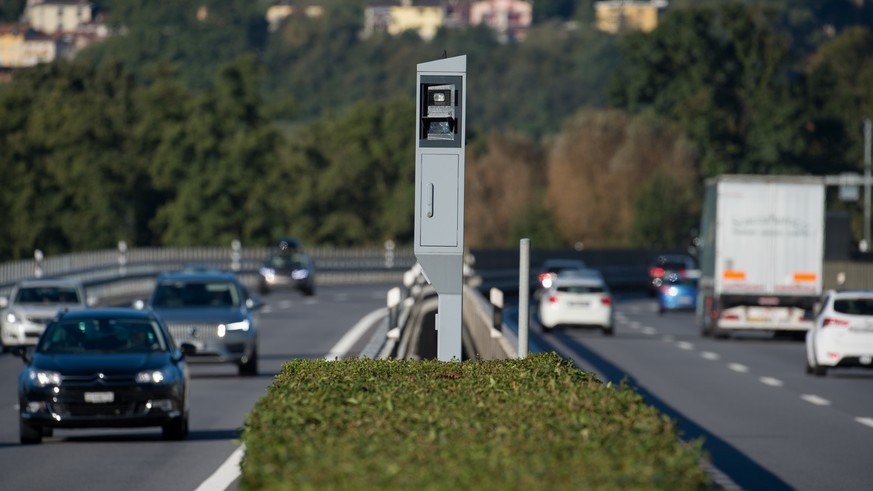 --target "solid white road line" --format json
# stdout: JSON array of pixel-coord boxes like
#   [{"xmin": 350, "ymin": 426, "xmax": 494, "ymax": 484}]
[
  {"xmin": 324, "ymin": 307, "xmax": 387, "ymax": 361},
  {"xmin": 728, "ymin": 363, "xmax": 749, "ymax": 373},
  {"xmin": 195, "ymin": 307, "xmax": 387, "ymax": 491},
  {"xmin": 854, "ymin": 417, "xmax": 873, "ymax": 428},
  {"xmin": 801, "ymin": 394, "xmax": 831, "ymax": 406},
  {"xmin": 194, "ymin": 444, "xmax": 245, "ymax": 491}
]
